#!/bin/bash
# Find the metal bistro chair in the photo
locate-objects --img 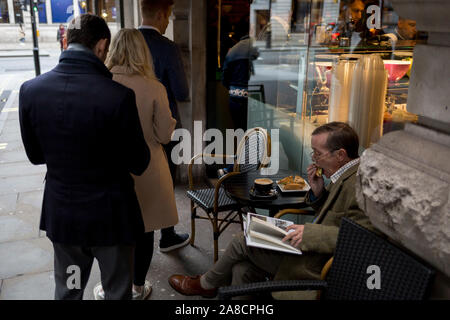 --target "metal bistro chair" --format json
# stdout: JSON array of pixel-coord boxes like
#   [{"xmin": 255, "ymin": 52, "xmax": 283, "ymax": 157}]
[
  {"xmin": 187, "ymin": 127, "xmax": 271, "ymax": 262},
  {"xmin": 218, "ymin": 217, "xmax": 435, "ymax": 300}
]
